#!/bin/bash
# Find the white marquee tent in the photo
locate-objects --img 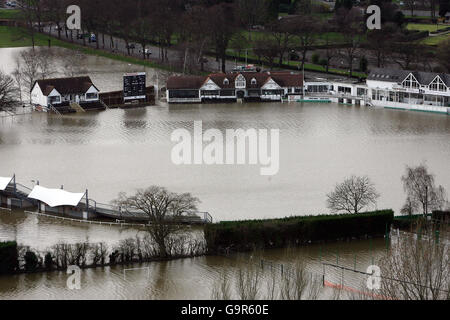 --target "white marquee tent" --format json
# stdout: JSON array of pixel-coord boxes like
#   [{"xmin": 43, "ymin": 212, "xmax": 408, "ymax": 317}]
[
  {"xmin": 28, "ymin": 185, "xmax": 85, "ymax": 208},
  {"xmin": 0, "ymin": 177, "xmax": 13, "ymax": 191}
]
